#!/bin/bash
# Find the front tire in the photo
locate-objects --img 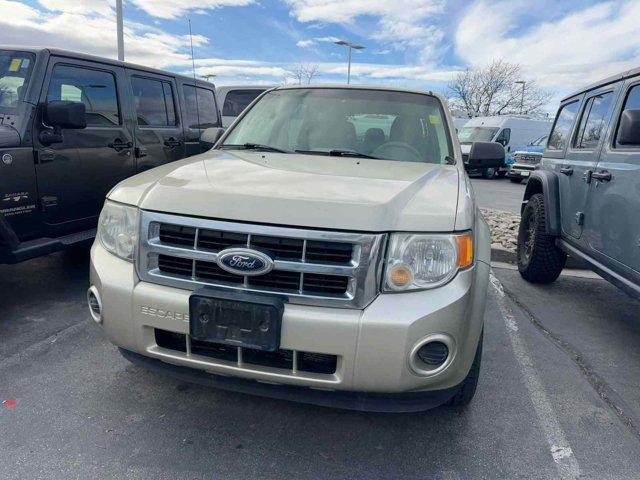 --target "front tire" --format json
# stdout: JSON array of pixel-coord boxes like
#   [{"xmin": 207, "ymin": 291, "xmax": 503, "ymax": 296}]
[
  {"xmin": 517, "ymin": 193, "xmax": 566, "ymax": 283},
  {"xmin": 481, "ymin": 168, "xmax": 496, "ymax": 179},
  {"xmin": 446, "ymin": 331, "xmax": 483, "ymax": 408}
]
